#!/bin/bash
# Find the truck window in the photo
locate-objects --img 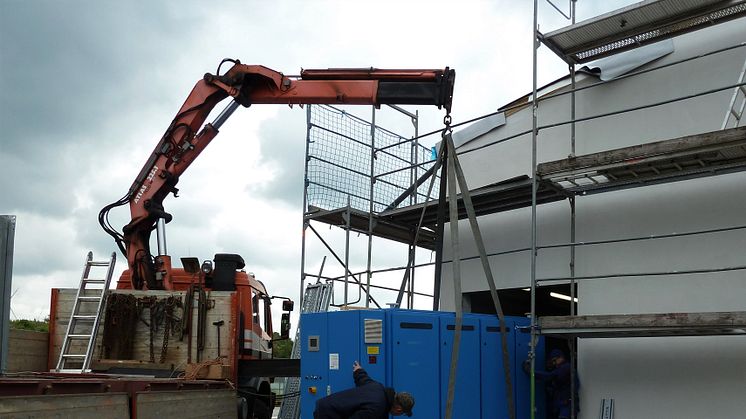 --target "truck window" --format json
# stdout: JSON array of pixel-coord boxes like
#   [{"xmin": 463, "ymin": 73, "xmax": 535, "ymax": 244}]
[
  {"xmin": 252, "ymin": 290, "xmax": 262, "ymax": 326},
  {"xmin": 263, "ymin": 296, "xmax": 273, "ymax": 334}
]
